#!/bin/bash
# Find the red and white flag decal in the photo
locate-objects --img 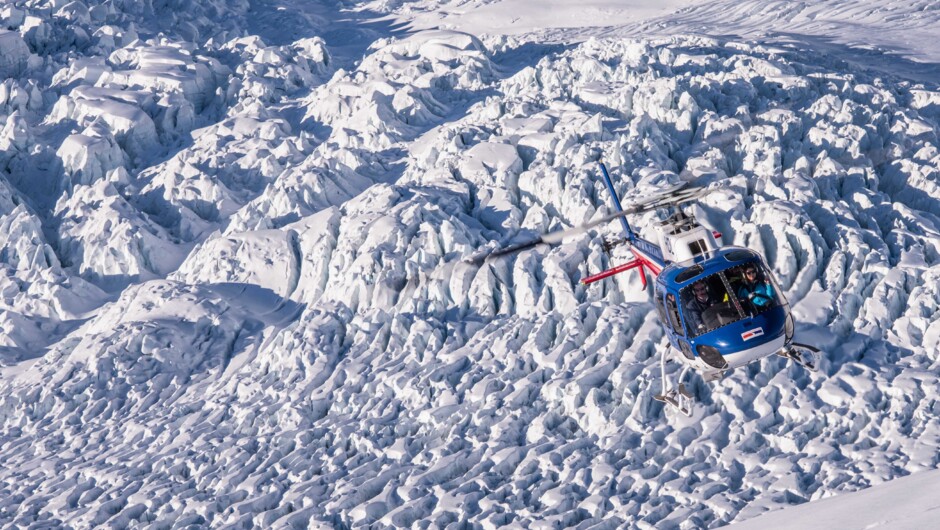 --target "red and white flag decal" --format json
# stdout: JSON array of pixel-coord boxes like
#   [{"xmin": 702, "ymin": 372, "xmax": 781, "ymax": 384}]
[{"xmin": 741, "ymin": 328, "xmax": 764, "ymax": 341}]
